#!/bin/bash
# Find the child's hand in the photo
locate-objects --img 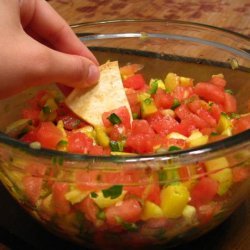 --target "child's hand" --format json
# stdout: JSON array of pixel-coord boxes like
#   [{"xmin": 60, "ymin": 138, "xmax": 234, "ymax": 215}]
[{"xmin": 0, "ymin": 0, "xmax": 100, "ymax": 99}]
